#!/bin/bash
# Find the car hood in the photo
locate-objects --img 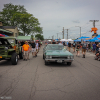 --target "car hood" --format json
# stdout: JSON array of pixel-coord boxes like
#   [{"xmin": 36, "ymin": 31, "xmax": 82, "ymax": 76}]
[{"xmin": 46, "ymin": 50, "xmax": 73, "ymax": 56}]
